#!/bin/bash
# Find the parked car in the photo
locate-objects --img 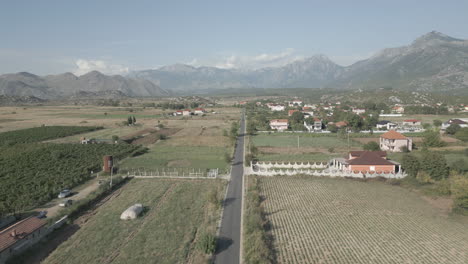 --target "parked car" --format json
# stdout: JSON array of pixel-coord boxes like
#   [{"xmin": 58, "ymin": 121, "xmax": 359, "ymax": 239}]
[
  {"xmin": 37, "ymin": 210, "xmax": 47, "ymax": 218},
  {"xmin": 59, "ymin": 199, "xmax": 73, "ymax": 207},
  {"xmin": 58, "ymin": 189, "xmax": 71, "ymax": 198}
]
